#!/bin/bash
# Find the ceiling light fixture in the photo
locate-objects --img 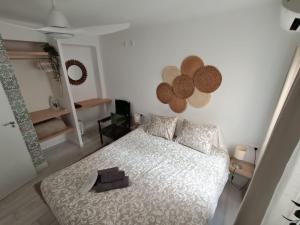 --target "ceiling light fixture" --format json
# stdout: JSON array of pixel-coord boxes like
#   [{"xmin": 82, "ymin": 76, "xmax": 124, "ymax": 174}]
[{"xmin": 3, "ymin": 0, "xmax": 130, "ymax": 39}]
